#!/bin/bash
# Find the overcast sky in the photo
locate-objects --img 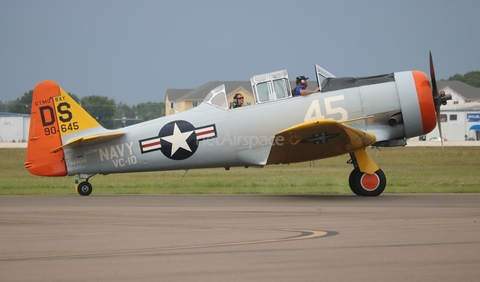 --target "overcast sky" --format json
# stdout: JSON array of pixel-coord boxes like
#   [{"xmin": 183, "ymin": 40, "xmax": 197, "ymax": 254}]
[{"xmin": 1, "ymin": 0, "xmax": 479, "ymax": 105}]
